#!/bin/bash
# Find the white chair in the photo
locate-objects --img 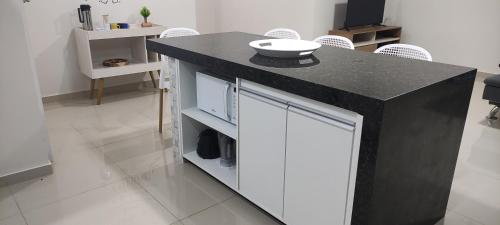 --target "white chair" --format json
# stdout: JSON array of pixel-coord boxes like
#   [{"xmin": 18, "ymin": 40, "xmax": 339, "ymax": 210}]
[
  {"xmin": 313, "ymin": 35, "xmax": 355, "ymax": 50},
  {"xmin": 264, "ymin": 28, "xmax": 301, "ymax": 40},
  {"xmin": 158, "ymin": 28, "xmax": 200, "ymax": 133},
  {"xmin": 159, "ymin": 28, "xmax": 200, "ymax": 72},
  {"xmin": 374, "ymin": 44, "xmax": 433, "ymax": 61}
]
